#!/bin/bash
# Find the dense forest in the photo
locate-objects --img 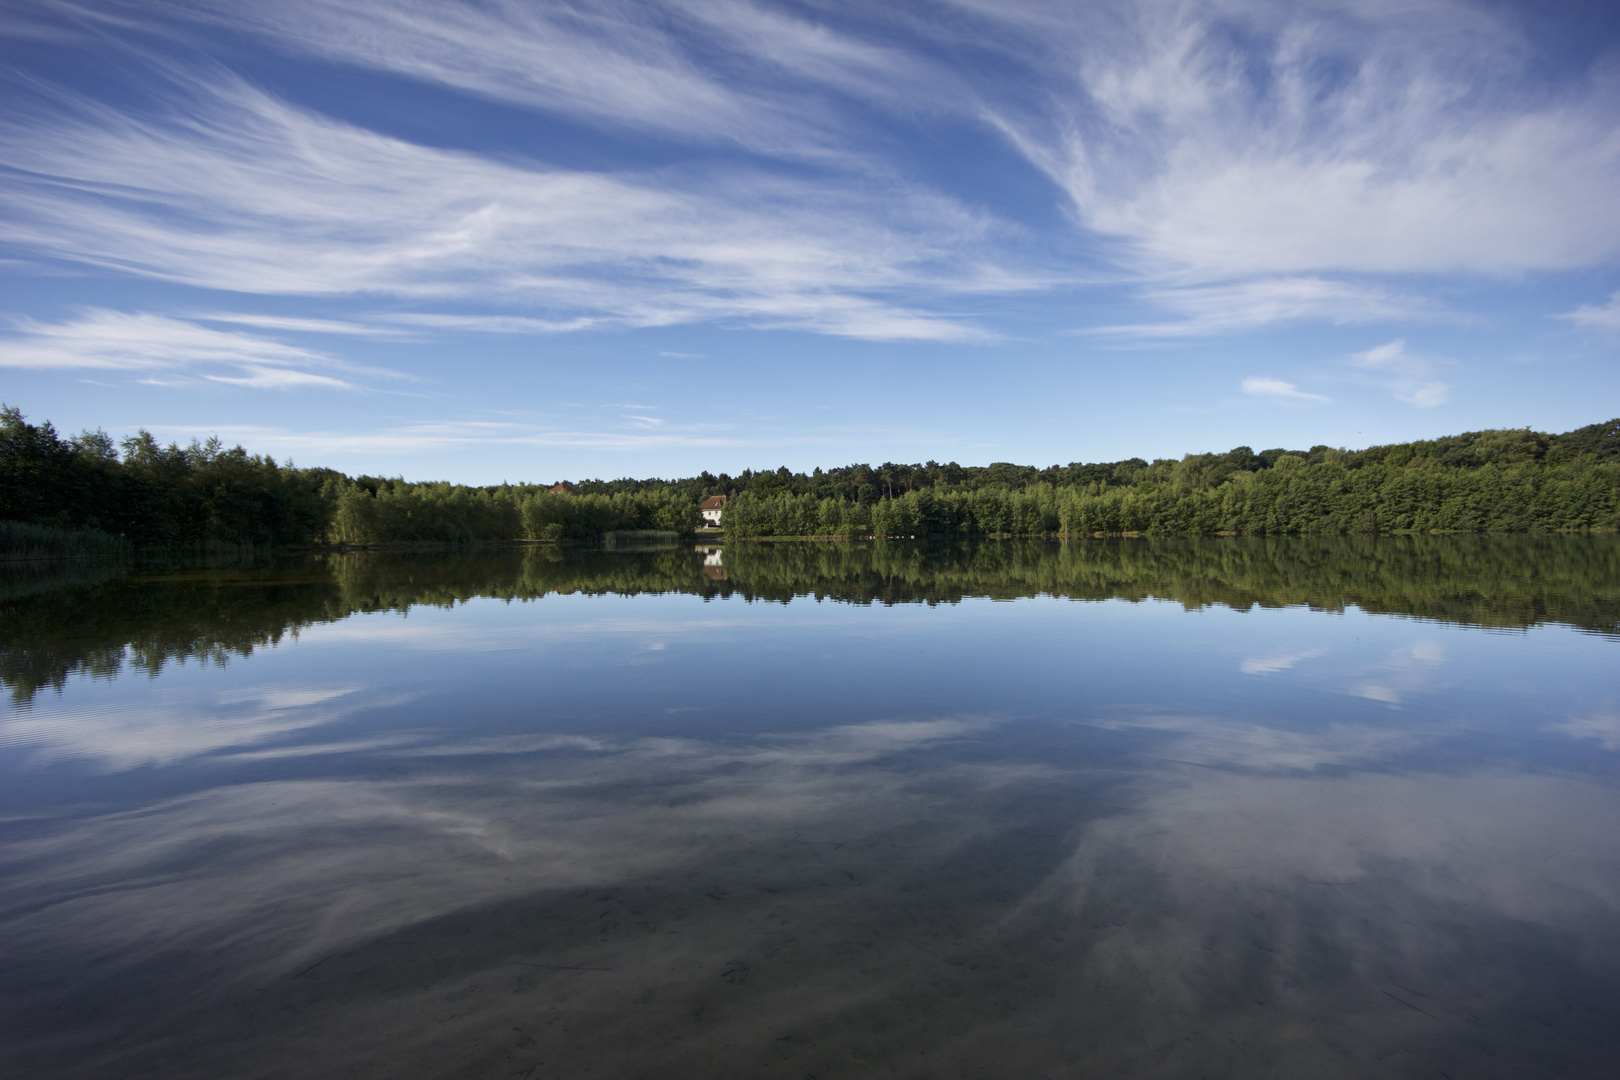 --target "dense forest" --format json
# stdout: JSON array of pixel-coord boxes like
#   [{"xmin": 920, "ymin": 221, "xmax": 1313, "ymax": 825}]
[
  {"xmin": 5, "ymin": 534, "xmax": 1617, "ymax": 703},
  {"xmin": 0, "ymin": 405, "xmax": 694, "ymax": 554},
  {"xmin": 720, "ymin": 421, "xmax": 1620, "ymax": 537},
  {"xmin": 2, "ymin": 404, "xmax": 1617, "ymax": 554}
]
